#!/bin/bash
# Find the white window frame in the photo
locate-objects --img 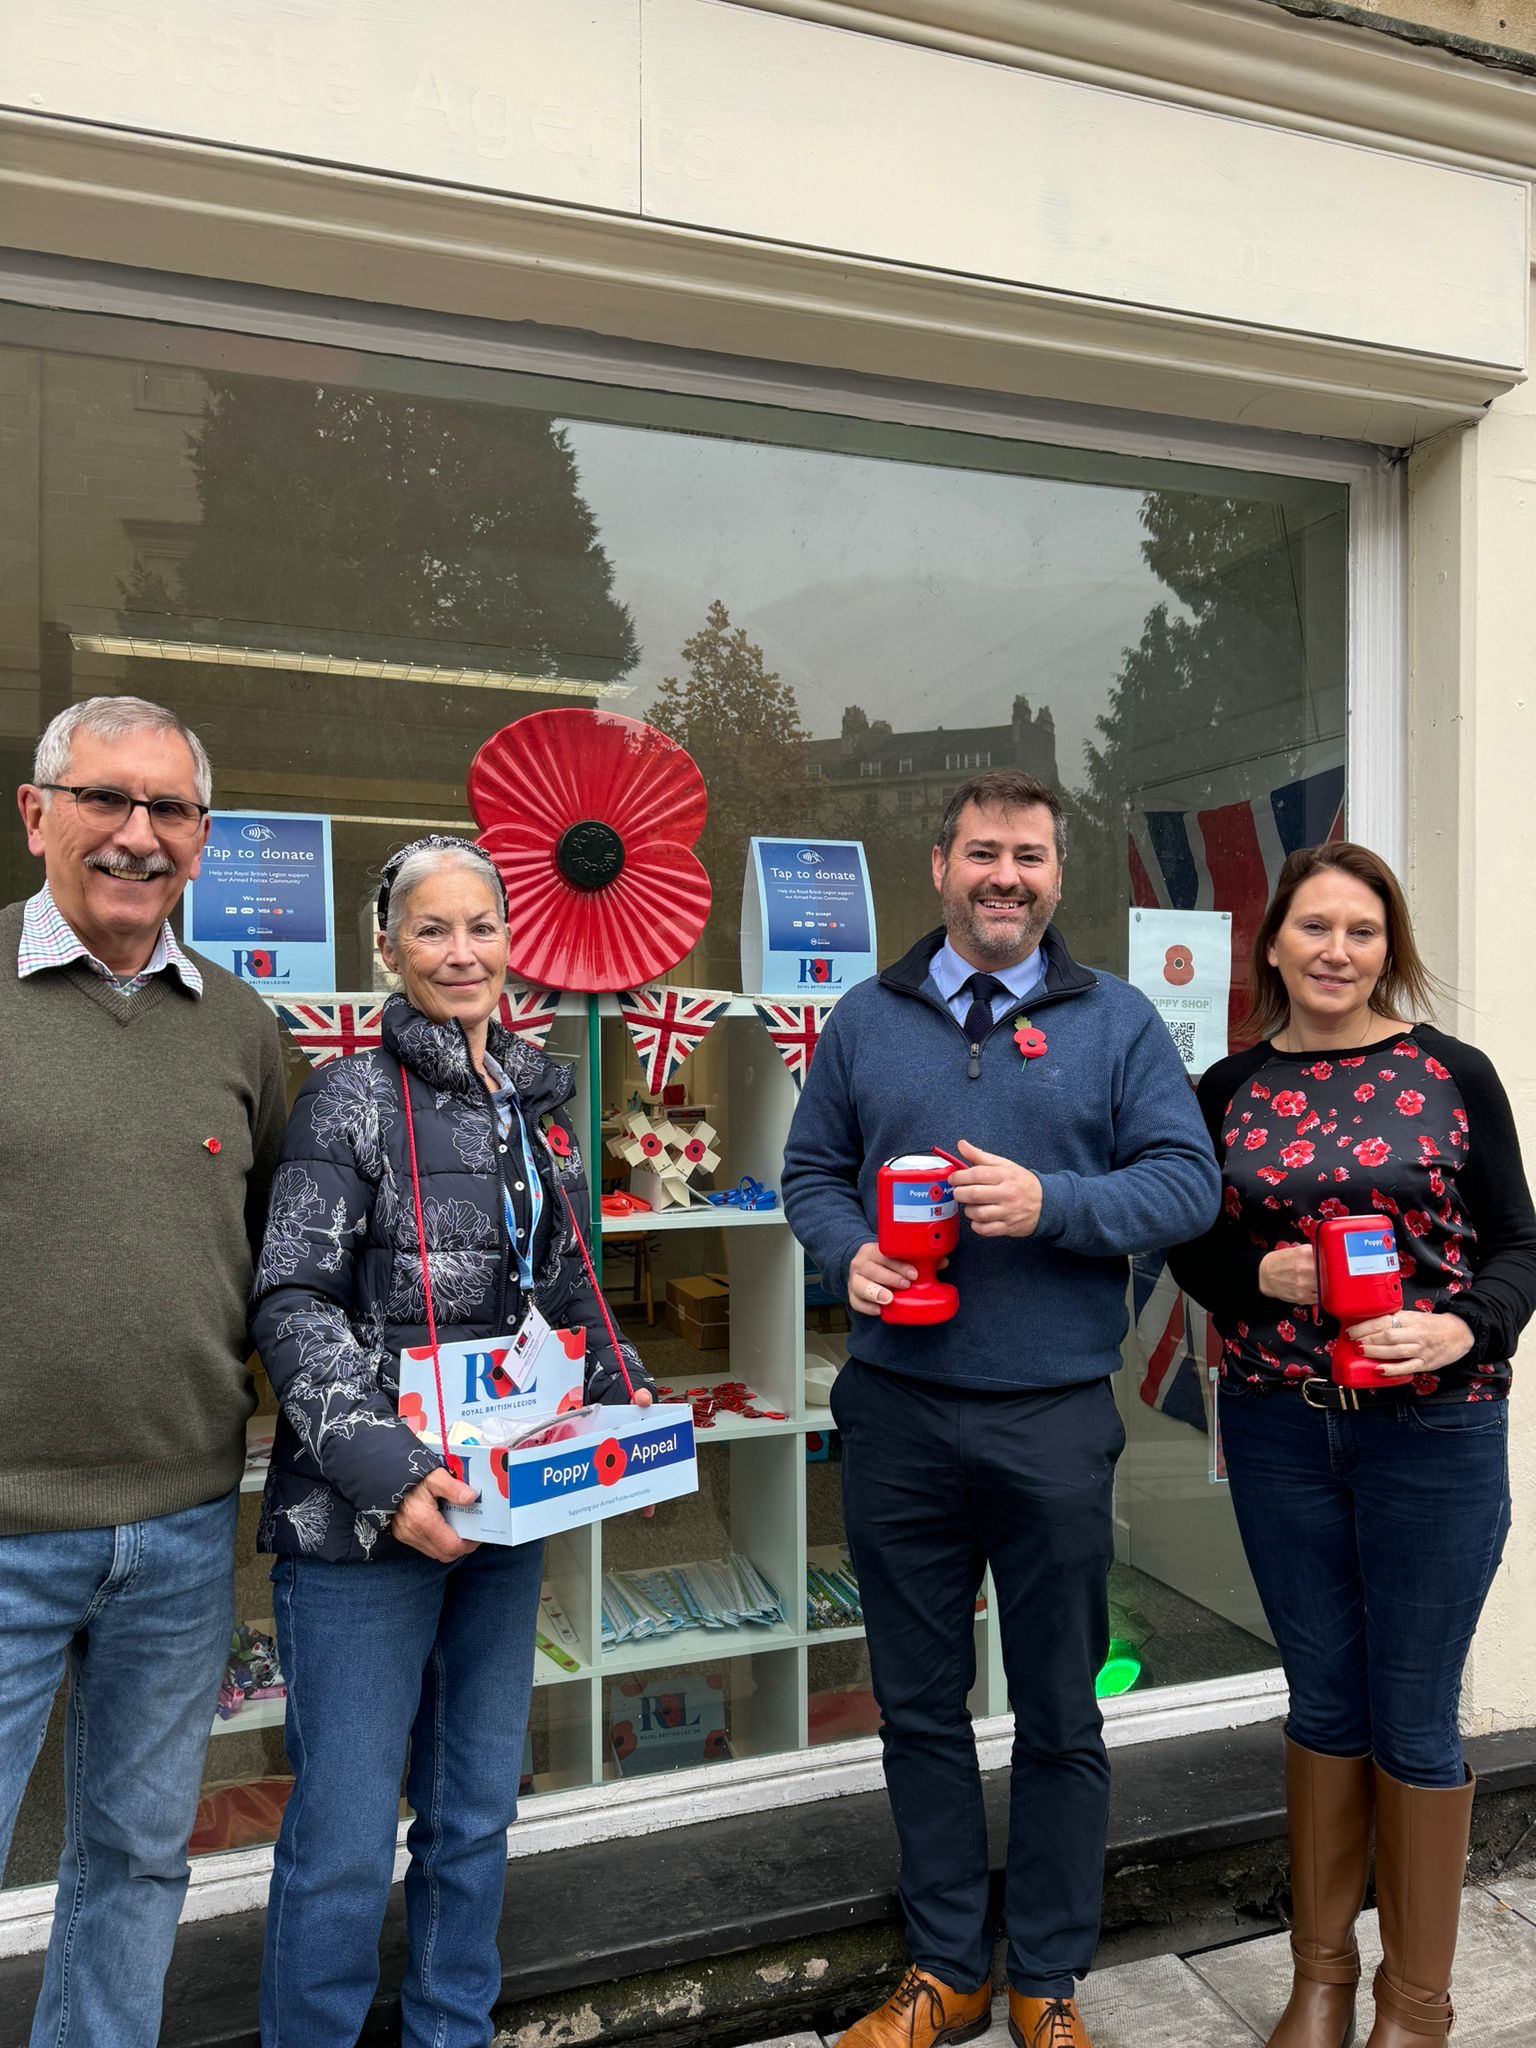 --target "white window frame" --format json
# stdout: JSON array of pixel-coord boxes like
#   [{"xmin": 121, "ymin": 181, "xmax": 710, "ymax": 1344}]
[{"xmin": 0, "ymin": 259, "xmax": 1403, "ymax": 1947}]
